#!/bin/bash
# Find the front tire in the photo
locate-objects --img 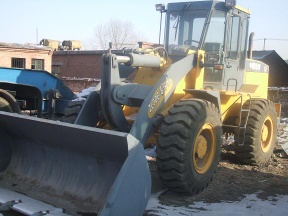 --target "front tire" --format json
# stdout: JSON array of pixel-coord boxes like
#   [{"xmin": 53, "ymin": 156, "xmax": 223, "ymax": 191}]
[
  {"xmin": 234, "ymin": 99, "xmax": 277, "ymax": 165},
  {"xmin": 62, "ymin": 100, "xmax": 85, "ymax": 123},
  {"xmin": 157, "ymin": 99, "xmax": 222, "ymax": 193}
]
